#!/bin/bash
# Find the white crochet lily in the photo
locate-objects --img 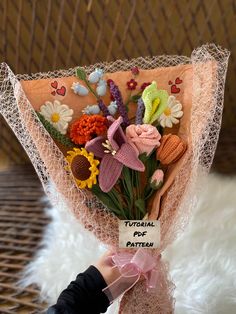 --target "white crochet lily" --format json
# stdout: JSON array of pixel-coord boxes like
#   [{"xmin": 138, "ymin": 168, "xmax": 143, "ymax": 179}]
[
  {"xmin": 158, "ymin": 95, "xmax": 183, "ymax": 128},
  {"xmin": 40, "ymin": 100, "xmax": 73, "ymax": 134}
]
